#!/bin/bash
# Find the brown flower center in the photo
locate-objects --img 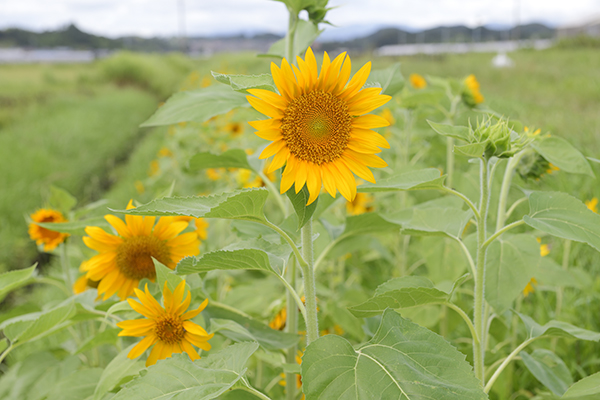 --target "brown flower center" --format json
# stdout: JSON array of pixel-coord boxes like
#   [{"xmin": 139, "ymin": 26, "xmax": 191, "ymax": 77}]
[
  {"xmin": 155, "ymin": 315, "xmax": 185, "ymax": 343},
  {"xmin": 116, "ymin": 235, "xmax": 171, "ymax": 281},
  {"xmin": 281, "ymin": 90, "xmax": 352, "ymax": 165},
  {"xmin": 37, "ymin": 215, "xmax": 64, "ymax": 240}
]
